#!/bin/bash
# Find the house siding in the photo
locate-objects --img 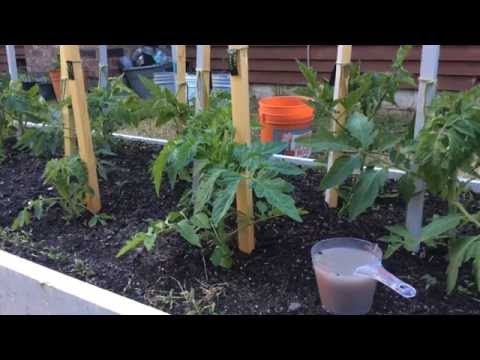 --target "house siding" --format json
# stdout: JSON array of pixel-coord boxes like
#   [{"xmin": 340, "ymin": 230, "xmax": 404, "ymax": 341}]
[{"xmin": 2, "ymin": 45, "xmax": 480, "ymax": 91}]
